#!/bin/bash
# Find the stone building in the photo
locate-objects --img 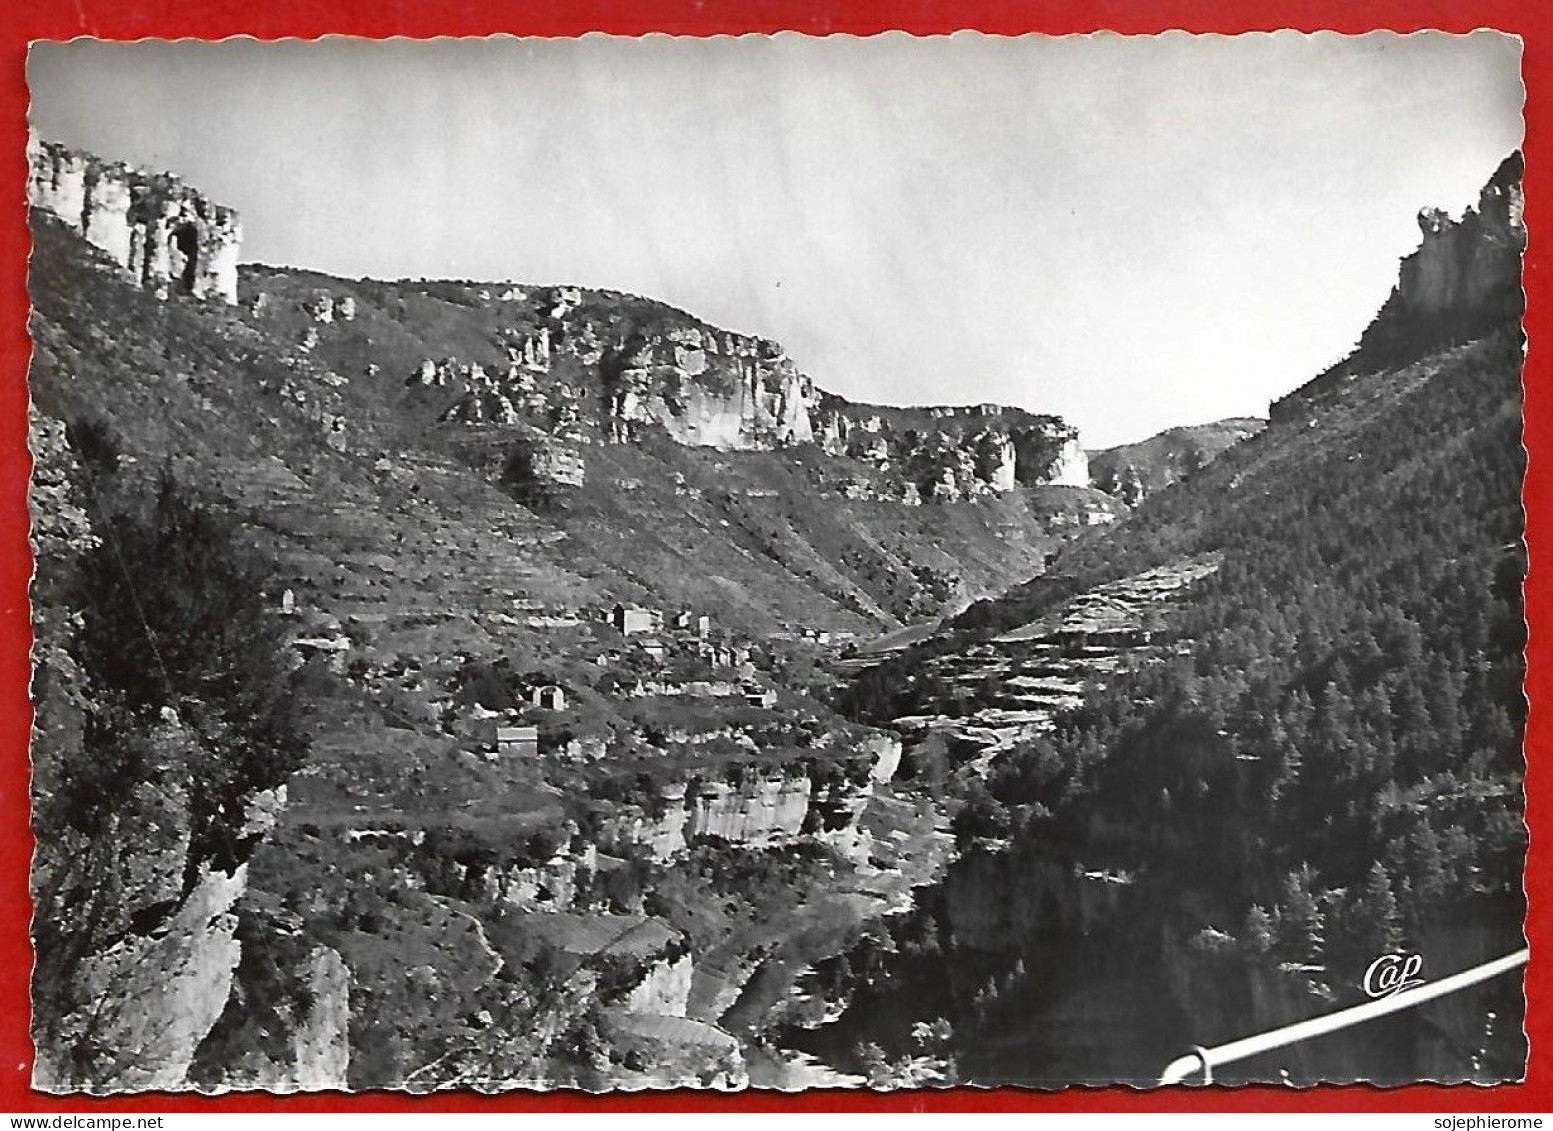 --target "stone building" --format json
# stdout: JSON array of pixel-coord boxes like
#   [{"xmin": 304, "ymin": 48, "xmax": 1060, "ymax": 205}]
[
  {"xmin": 496, "ymin": 725, "xmax": 539, "ymax": 759},
  {"xmin": 530, "ymin": 684, "xmax": 568, "ymax": 712},
  {"xmin": 611, "ymin": 604, "xmax": 660, "ymax": 636}
]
